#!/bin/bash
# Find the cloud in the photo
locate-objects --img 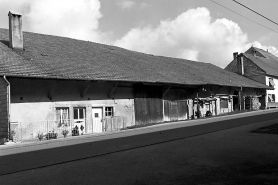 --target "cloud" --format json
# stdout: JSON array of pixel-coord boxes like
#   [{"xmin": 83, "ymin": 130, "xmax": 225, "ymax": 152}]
[
  {"xmin": 140, "ymin": 2, "xmax": 151, "ymax": 9},
  {"xmin": 0, "ymin": 0, "xmax": 109, "ymax": 43},
  {"xmin": 117, "ymin": 0, "xmax": 136, "ymax": 10},
  {"xmin": 1, "ymin": 2, "xmax": 277, "ymax": 67},
  {"xmin": 114, "ymin": 7, "xmax": 271, "ymax": 68}
]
